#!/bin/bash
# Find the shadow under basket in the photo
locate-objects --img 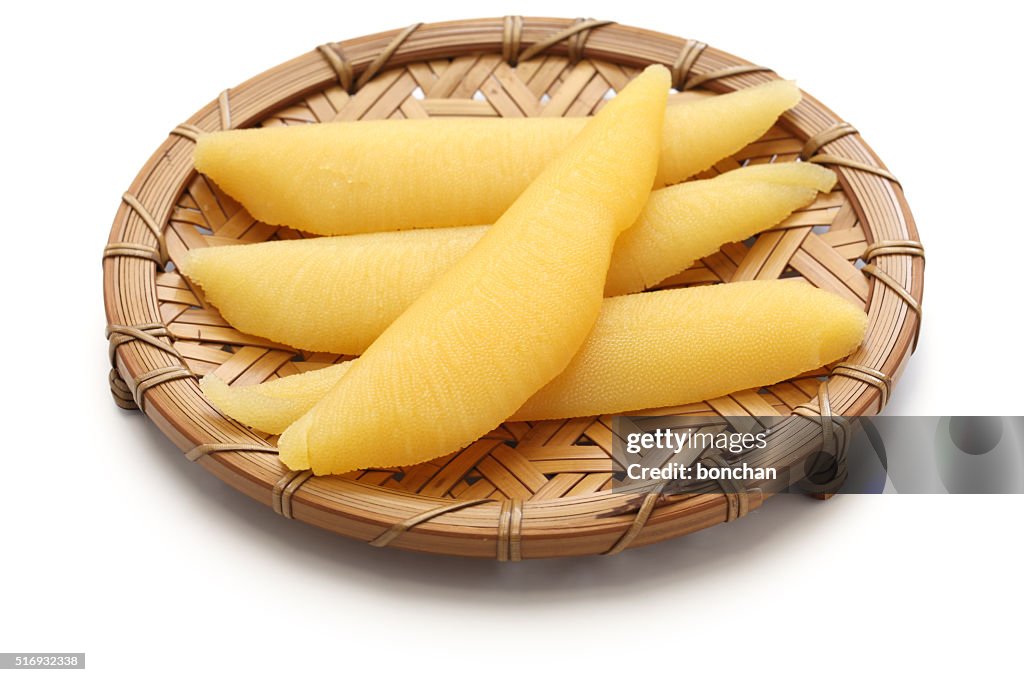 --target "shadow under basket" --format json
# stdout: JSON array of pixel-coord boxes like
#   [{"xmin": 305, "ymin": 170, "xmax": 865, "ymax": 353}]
[{"xmin": 102, "ymin": 17, "xmax": 924, "ymax": 560}]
